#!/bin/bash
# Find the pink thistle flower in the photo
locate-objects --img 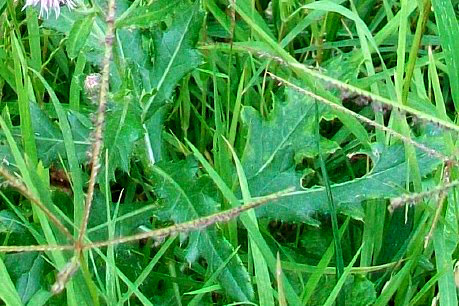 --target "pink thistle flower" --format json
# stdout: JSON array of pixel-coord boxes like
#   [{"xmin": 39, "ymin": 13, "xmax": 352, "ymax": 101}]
[{"xmin": 22, "ymin": 0, "xmax": 76, "ymax": 19}]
